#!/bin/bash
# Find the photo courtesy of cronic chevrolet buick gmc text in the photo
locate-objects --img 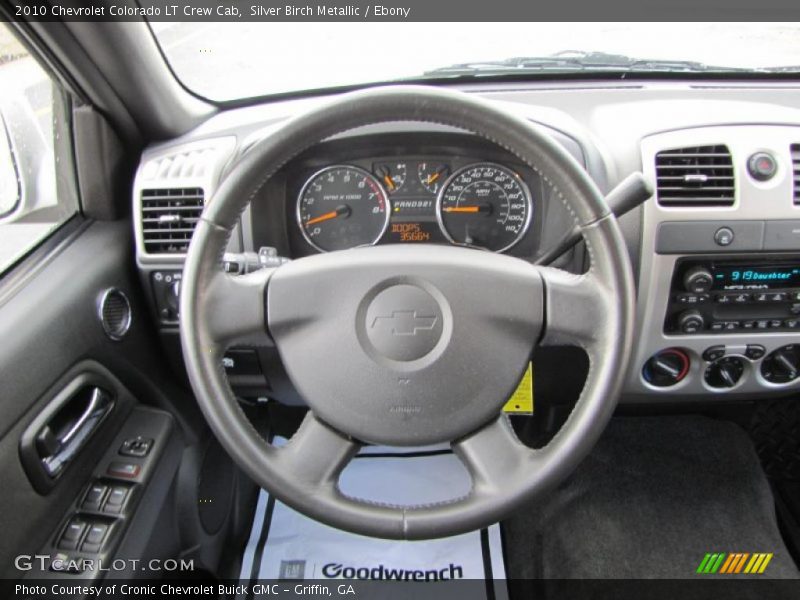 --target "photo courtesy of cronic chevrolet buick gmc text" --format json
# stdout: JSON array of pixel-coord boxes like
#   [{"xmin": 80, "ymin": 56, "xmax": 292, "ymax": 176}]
[{"xmin": 1, "ymin": 10, "xmax": 800, "ymax": 600}]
